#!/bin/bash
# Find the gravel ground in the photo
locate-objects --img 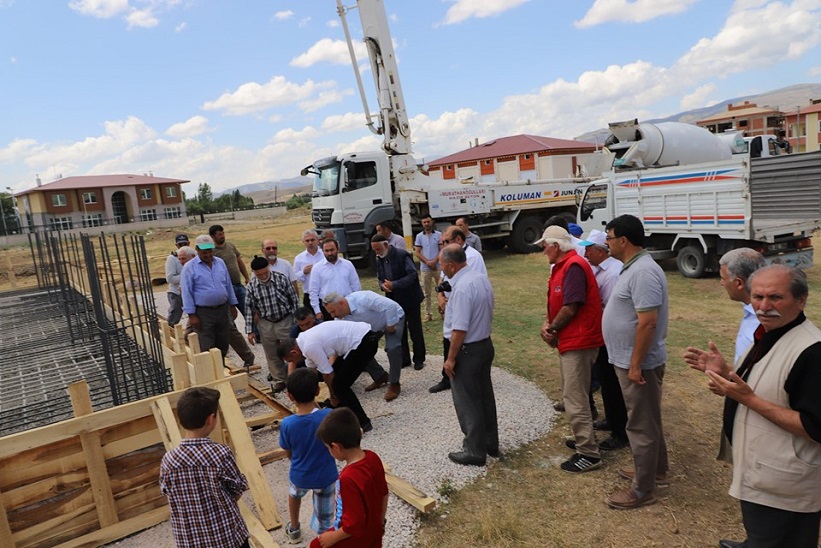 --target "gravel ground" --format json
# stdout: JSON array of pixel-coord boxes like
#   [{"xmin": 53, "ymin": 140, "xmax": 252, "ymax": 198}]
[{"xmin": 109, "ymin": 301, "xmax": 555, "ymax": 547}]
